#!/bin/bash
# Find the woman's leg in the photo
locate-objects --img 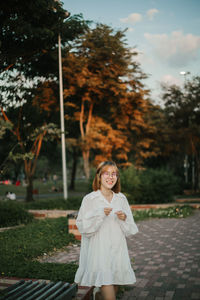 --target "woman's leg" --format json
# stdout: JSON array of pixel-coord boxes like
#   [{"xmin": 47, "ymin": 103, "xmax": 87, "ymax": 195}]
[
  {"xmin": 101, "ymin": 285, "xmax": 116, "ymax": 300},
  {"xmin": 114, "ymin": 285, "xmax": 118, "ymax": 294}
]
